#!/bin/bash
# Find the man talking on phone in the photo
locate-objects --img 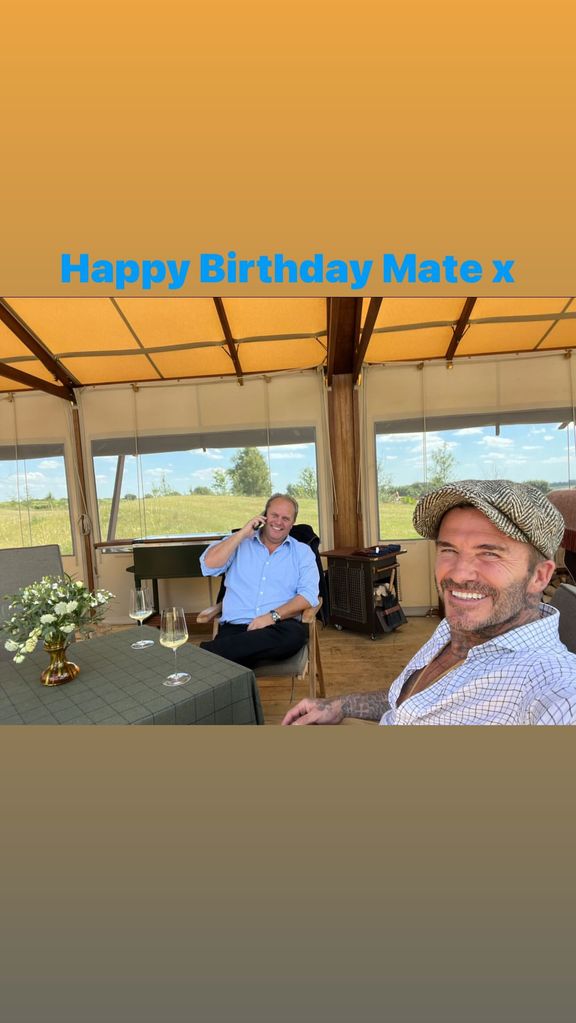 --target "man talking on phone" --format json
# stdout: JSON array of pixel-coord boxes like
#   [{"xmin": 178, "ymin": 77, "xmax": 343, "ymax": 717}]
[{"xmin": 199, "ymin": 493, "xmax": 319, "ymax": 668}]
